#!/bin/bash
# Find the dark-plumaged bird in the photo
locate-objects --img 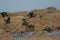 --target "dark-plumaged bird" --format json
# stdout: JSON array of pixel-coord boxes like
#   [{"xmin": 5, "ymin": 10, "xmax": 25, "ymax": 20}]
[
  {"xmin": 0, "ymin": 12, "xmax": 8, "ymax": 17},
  {"xmin": 22, "ymin": 18, "xmax": 34, "ymax": 31},
  {"xmin": 43, "ymin": 28, "xmax": 52, "ymax": 32},
  {"xmin": 27, "ymin": 12, "xmax": 34, "ymax": 18},
  {"xmin": 4, "ymin": 17, "xmax": 10, "ymax": 24}
]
